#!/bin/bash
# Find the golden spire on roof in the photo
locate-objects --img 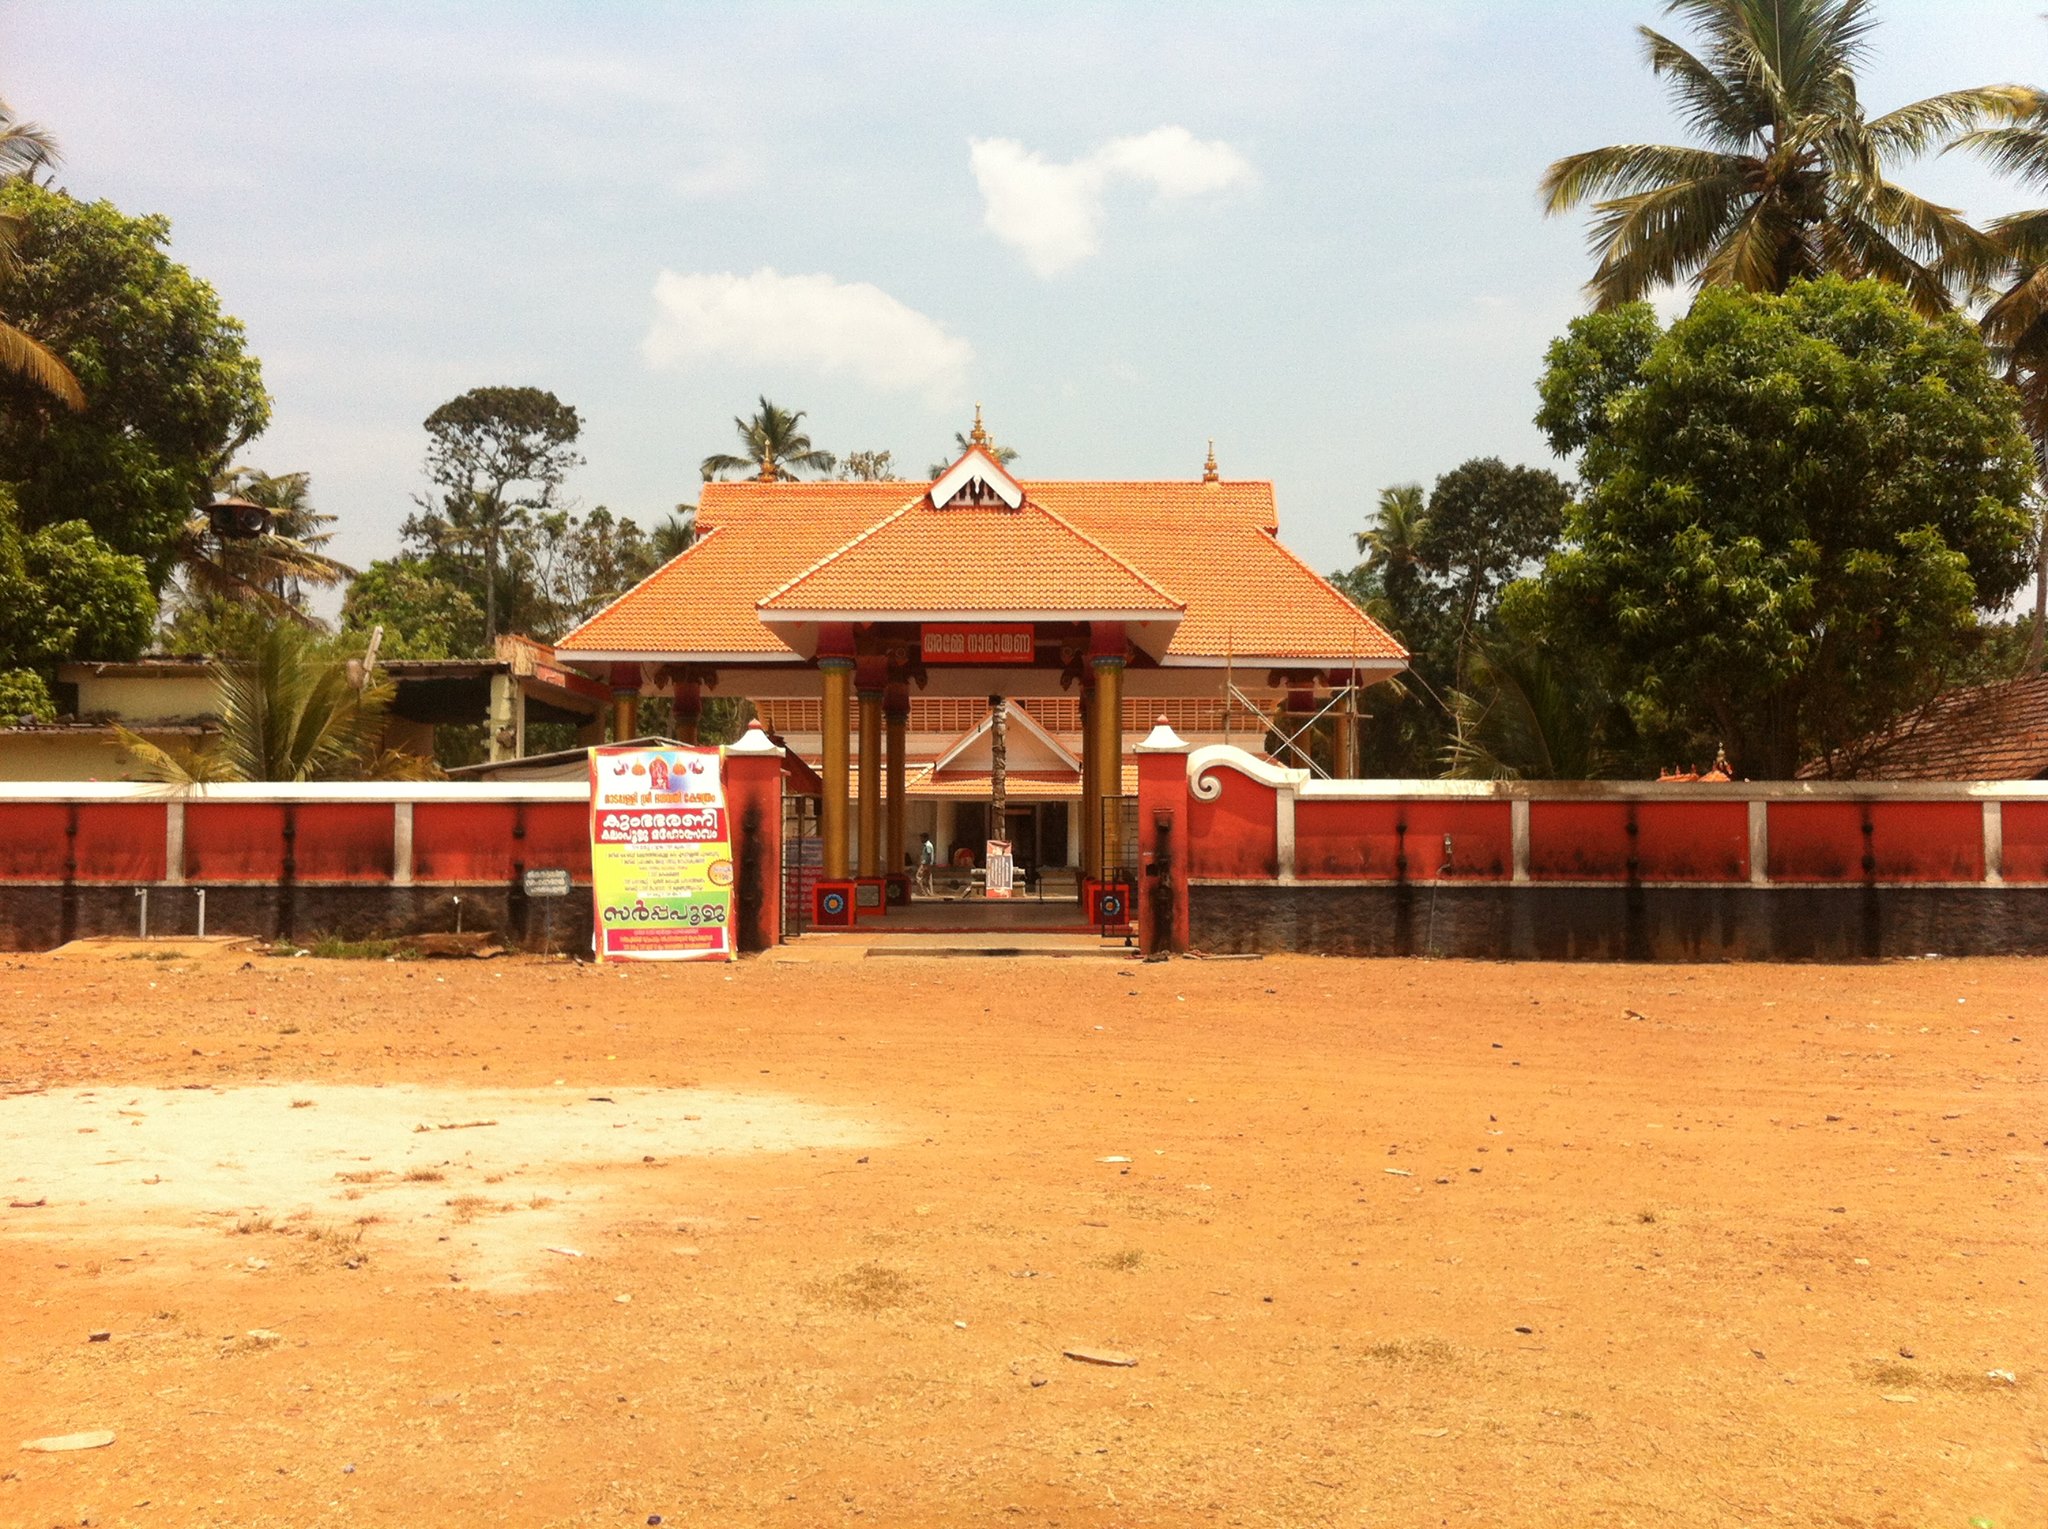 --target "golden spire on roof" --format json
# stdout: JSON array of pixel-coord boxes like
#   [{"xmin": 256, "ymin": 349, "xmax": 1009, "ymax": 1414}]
[
  {"xmin": 1202, "ymin": 438, "xmax": 1219, "ymax": 484},
  {"xmin": 969, "ymin": 403, "xmax": 990, "ymax": 449}
]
